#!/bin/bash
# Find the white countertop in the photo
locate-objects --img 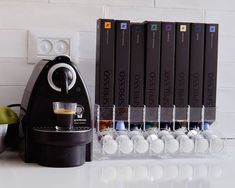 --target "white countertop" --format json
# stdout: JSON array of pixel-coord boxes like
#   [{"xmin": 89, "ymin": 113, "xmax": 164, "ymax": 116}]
[{"xmin": 0, "ymin": 140, "xmax": 235, "ymax": 188}]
